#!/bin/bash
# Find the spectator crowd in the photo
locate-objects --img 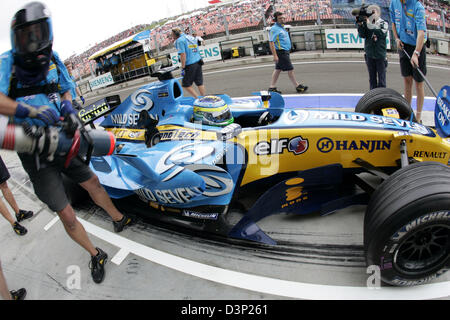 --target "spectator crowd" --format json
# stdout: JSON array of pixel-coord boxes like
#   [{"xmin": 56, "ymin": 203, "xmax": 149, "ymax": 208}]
[
  {"xmin": 64, "ymin": 0, "xmax": 449, "ymax": 79},
  {"xmin": 65, "ymin": 24, "xmax": 150, "ymax": 80}
]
